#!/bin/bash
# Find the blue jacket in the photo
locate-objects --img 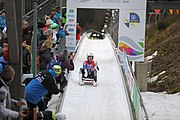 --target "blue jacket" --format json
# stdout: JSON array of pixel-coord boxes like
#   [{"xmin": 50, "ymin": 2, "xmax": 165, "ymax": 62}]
[
  {"xmin": 0, "ymin": 15, "xmax": 6, "ymax": 29},
  {"xmin": 25, "ymin": 69, "xmax": 59, "ymax": 104},
  {"xmin": 53, "ymin": 12, "xmax": 61, "ymax": 24}
]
